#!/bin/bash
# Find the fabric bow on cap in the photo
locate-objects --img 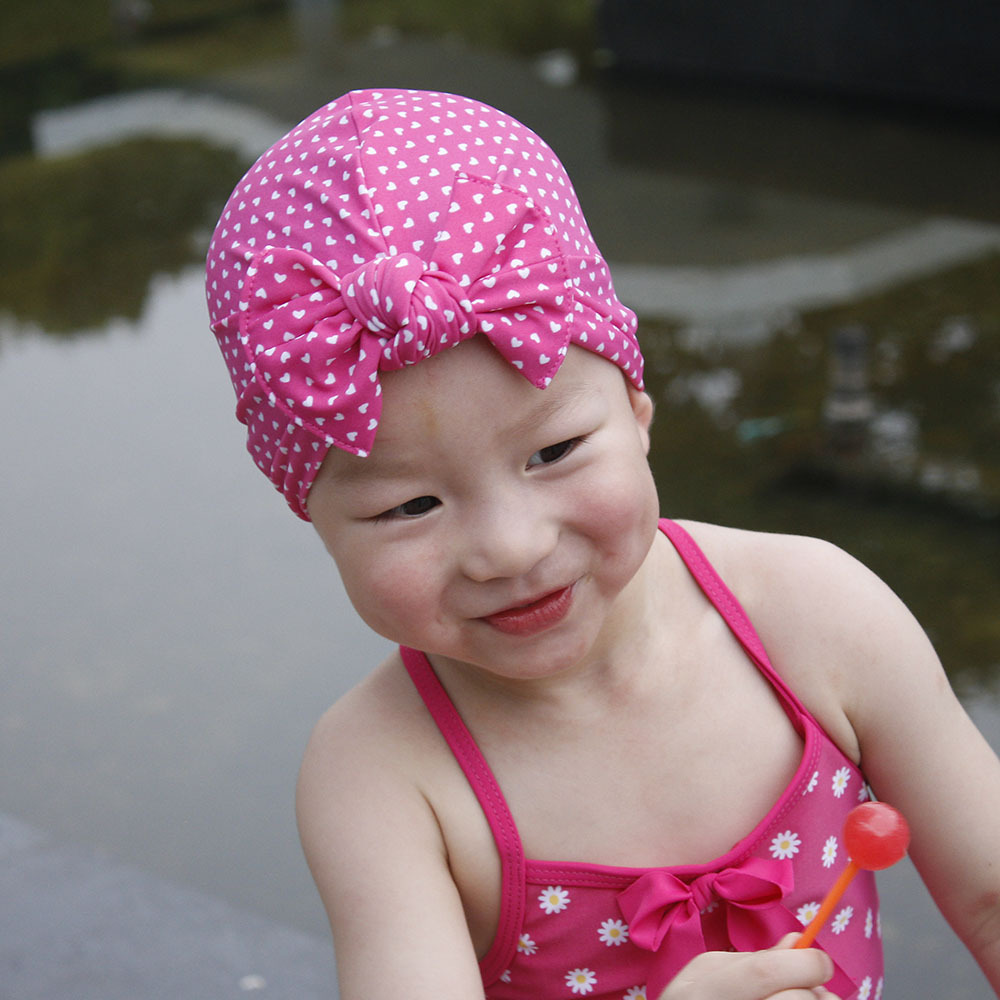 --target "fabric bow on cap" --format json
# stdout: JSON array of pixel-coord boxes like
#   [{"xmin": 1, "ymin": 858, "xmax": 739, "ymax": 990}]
[
  {"xmin": 209, "ymin": 88, "xmax": 643, "ymax": 519},
  {"xmin": 237, "ymin": 174, "xmax": 575, "ymax": 461}
]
